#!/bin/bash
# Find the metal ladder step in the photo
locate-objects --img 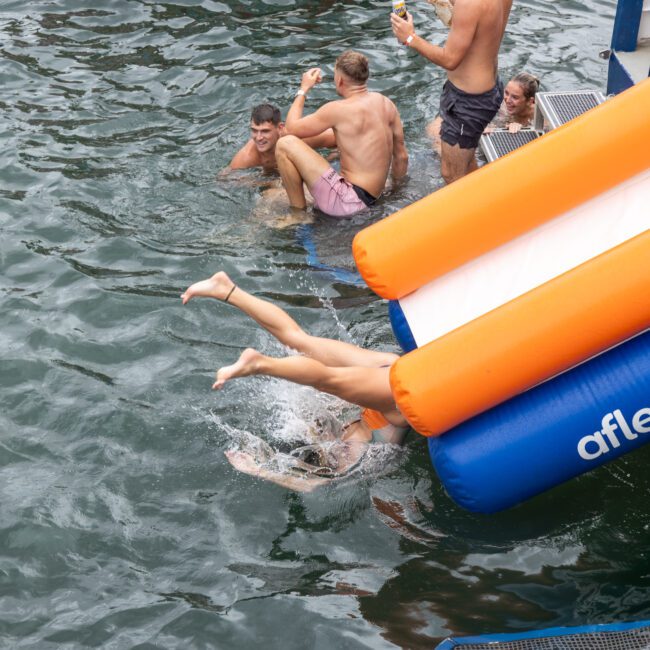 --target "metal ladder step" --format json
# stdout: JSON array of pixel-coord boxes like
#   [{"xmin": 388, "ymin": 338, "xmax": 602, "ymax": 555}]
[
  {"xmin": 479, "ymin": 129, "xmax": 541, "ymax": 162},
  {"xmin": 534, "ymin": 90, "xmax": 606, "ymax": 131}
]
